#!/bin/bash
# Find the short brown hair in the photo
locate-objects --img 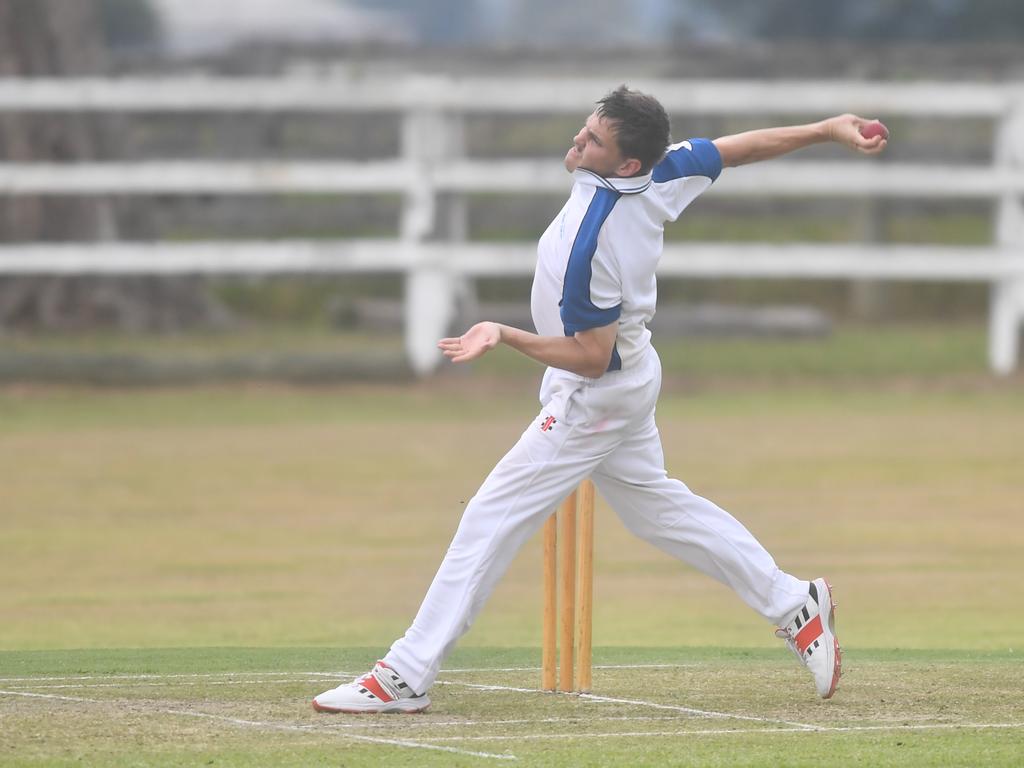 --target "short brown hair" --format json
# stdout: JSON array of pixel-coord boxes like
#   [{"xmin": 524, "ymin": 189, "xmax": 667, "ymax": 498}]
[{"xmin": 596, "ymin": 85, "xmax": 671, "ymax": 175}]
